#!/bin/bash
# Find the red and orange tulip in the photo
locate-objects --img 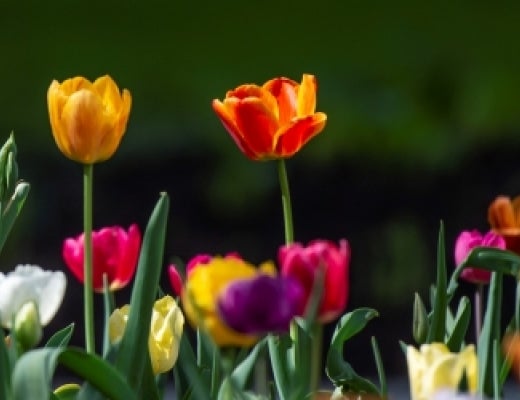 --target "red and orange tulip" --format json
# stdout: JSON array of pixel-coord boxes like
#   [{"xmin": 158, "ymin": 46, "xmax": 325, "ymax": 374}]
[{"xmin": 212, "ymin": 74, "xmax": 327, "ymax": 160}]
